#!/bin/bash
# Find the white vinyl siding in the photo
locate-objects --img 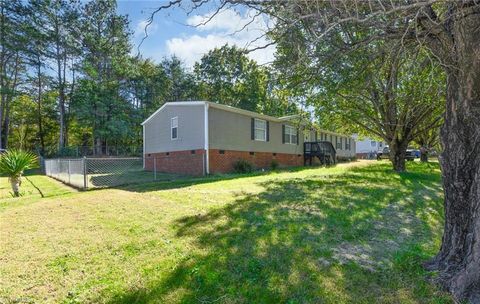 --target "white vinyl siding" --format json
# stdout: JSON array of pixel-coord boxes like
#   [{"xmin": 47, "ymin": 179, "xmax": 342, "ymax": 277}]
[
  {"xmin": 254, "ymin": 118, "xmax": 267, "ymax": 141},
  {"xmin": 284, "ymin": 125, "xmax": 297, "ymax": 144},
  {"xmin": 171, "ymin": 116, "xmax": 178, "ymax": 140}
]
